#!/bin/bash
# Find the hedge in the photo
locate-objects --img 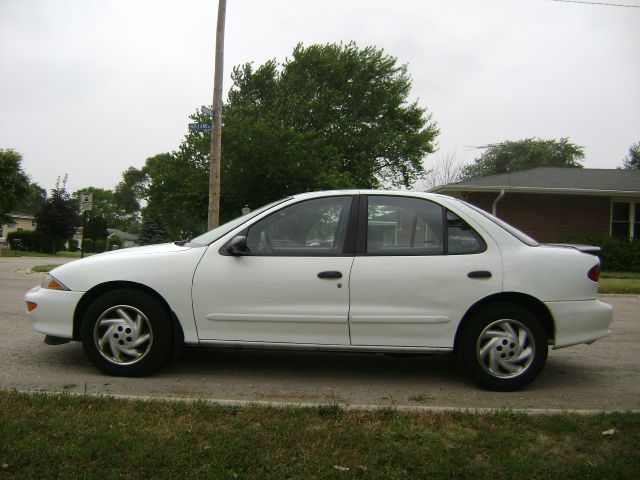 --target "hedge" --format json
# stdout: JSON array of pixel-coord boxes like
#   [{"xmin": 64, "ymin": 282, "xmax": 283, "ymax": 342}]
[
  {"xmin": 107, "ymin": 235, "xmax": 123, "ymax": 250},
  {"xmin": 82, "ymin": 238, "xmax": 94, "ymax": 253},
  {"xmin": 7, "ymin": 230, "xmax": 40, "ymax": 251},
  {"xmin": 94, "ymin": 239, "xmax": 107, "ymax": 253},
  {"xmin": 562, "ymin": 235, "xmax": 640, "ymax": 272}
]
